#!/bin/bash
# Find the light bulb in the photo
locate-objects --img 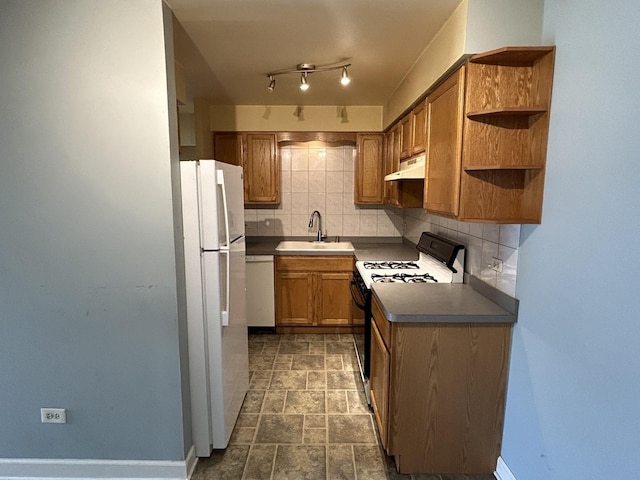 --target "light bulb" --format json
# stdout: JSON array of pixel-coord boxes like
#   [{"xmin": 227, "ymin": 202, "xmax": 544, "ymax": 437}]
[
  {"xmin": 340, "ymin": 66, "xmax": 351, "ymax": 86},
  {"xmin": 300, "ymin": 72, "xmax": 310, "ymax": 91},
  {"xmin": 267, "ymin": 75, "xmax": 275, "ymax": 93}
]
